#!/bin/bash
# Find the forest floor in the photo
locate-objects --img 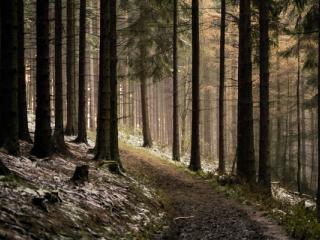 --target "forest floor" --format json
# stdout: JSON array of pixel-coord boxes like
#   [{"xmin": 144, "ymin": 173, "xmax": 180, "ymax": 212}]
[
  {"xmin": 0, "ymin": 138, "xmax": 292, "ymax": 240},
  {"xmin": 120, "ymin": 143, "xmax": 292, "ymax": 240}
]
